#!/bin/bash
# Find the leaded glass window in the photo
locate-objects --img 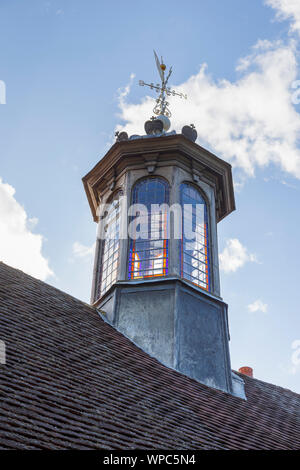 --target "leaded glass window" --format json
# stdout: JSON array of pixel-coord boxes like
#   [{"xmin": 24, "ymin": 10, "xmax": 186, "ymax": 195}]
[
  {"xmin": 96, "ymin": 192, "xmax": 121, "ymax": 298},
  {"xmin": 181, "ymin": 183, "xmax": 211, "ymax": 292},
  {"xmin": 128, "ymin": 178, "xmax": 169, "ymax": 280}
]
